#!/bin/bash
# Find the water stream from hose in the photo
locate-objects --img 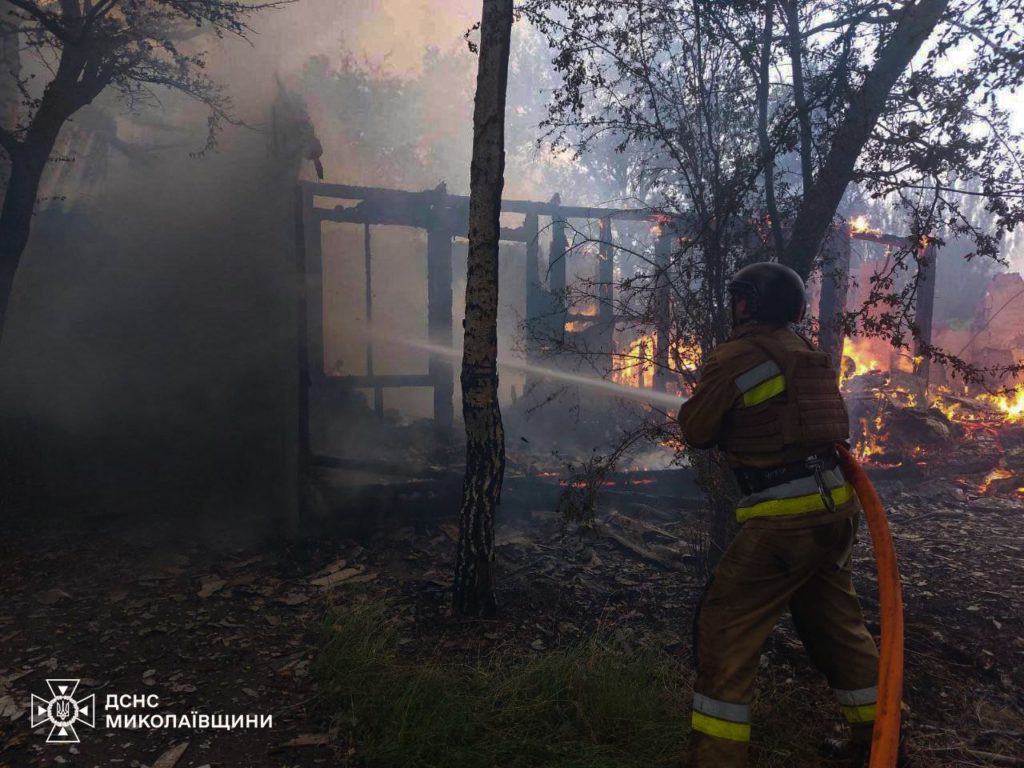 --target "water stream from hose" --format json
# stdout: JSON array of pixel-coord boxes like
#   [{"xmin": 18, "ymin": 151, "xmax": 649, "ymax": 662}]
[{"xmin": 373, "ymin": 332, "xmax": 688, "ymax": 410}]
